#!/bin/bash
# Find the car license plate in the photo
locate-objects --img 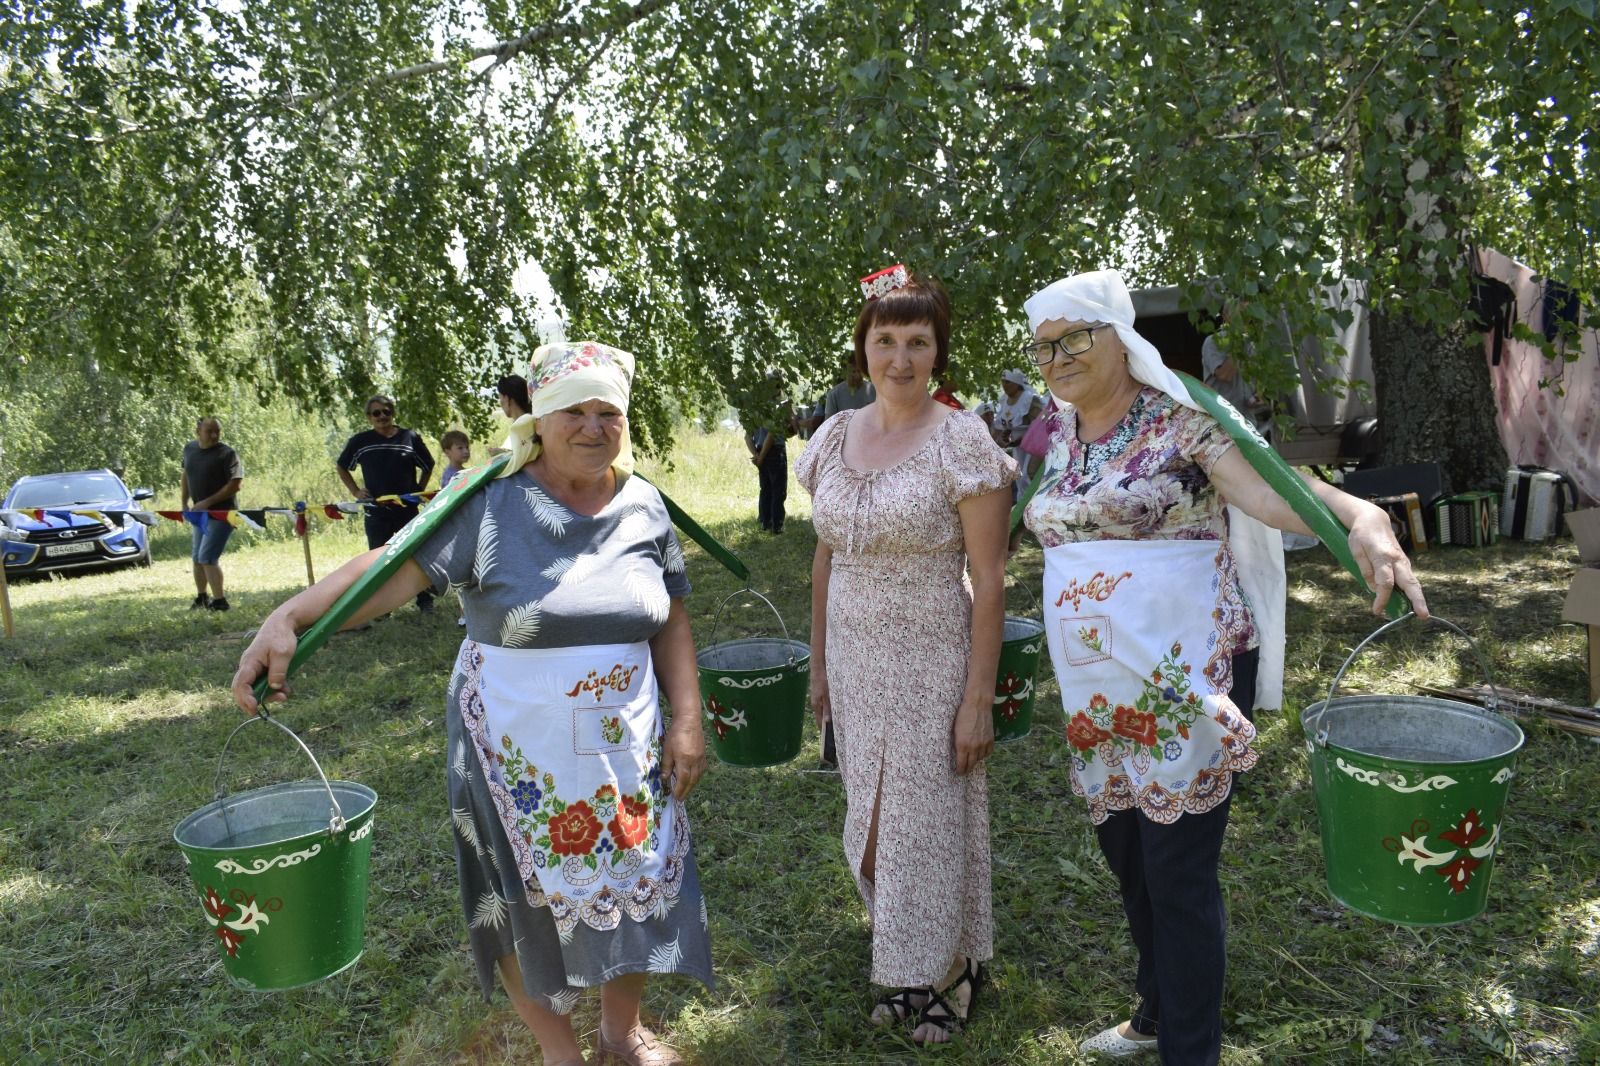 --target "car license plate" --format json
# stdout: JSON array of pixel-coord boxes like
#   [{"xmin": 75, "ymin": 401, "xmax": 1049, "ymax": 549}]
[{"xmin": 44, "ymin": 541, "xmax": 96, "ymax": 557}]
